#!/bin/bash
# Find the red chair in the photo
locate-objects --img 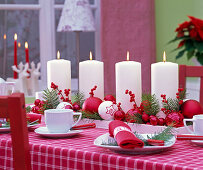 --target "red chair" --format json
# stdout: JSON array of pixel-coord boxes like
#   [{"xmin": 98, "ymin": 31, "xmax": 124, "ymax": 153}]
[
  {"xmin": 179, "ymin": 65, "xmax": 203, "ymax": 106},
  {"xmin": 0, "ymin": 93, "xmax": 31, "ymax": 170}
]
